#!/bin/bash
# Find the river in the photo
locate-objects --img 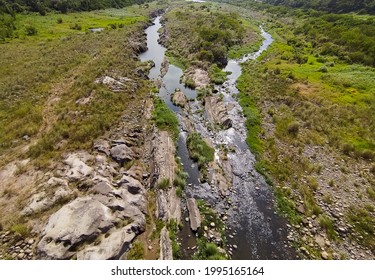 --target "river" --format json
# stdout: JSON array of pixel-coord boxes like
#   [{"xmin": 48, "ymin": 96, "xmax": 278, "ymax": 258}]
[{"xmin": 141, "ymin": 15, "xmax": 295, "ymax": 260}]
